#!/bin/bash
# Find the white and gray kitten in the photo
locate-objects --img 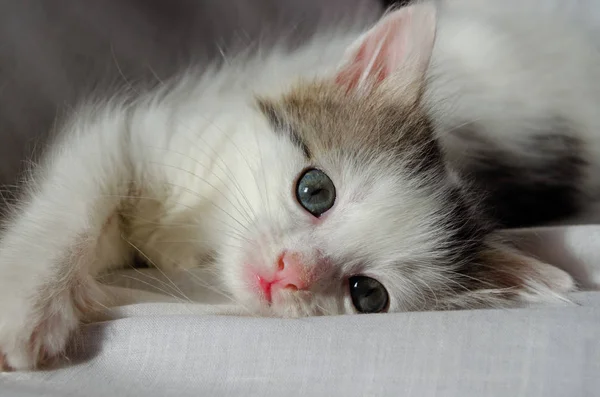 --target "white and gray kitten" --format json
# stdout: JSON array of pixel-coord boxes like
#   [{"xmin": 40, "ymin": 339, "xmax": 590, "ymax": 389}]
[{"xmin": 0, "ymin": 0, "xmax": 591, "ymax": 370}]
